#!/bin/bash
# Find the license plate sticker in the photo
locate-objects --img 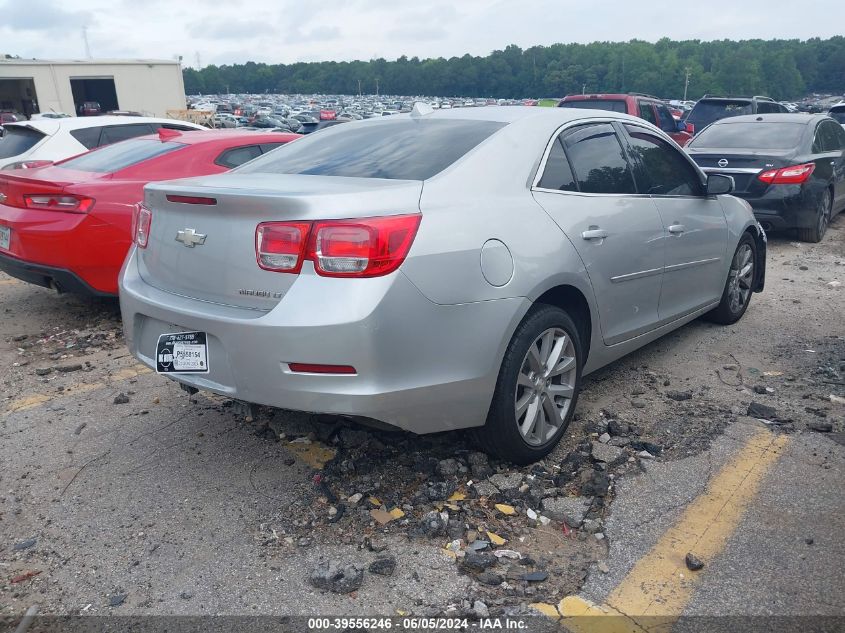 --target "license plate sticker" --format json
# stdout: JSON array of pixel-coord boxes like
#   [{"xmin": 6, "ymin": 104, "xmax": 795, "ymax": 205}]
[
  {"xmin": 156, "ymin": 331, "xmax": 209, "ymax": 374},
  {"xmin": 0, "ymin": 225, "xmax": 10, "ymax": 250}
]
